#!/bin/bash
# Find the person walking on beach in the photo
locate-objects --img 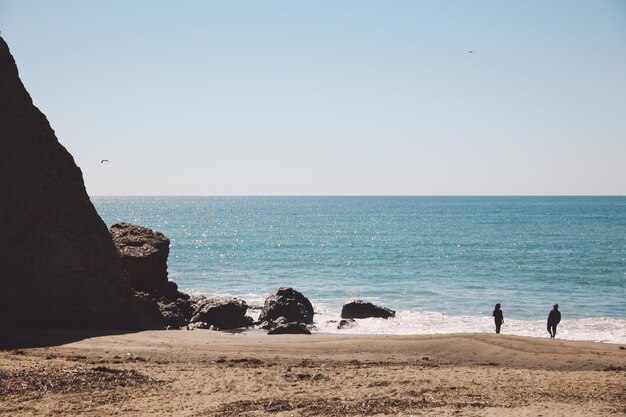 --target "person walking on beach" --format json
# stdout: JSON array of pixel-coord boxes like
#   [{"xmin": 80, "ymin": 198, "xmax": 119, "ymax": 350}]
[
  {"xmin": 492, "ymin": 303, "xmax": 504, "ymax": 334},
  {"xmin": 547, "ymin": 304, "xmax": 561, "ymax": 339}
]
